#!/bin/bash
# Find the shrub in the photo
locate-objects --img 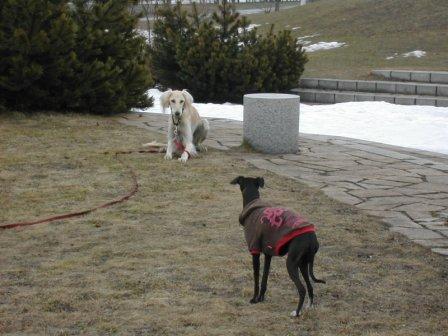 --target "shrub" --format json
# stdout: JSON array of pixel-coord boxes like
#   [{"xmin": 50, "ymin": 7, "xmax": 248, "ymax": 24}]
[
  {"xmin": 151, "ymin": 0, "xmax": 307, "ymax": 103},
  {"xmin": 68, "ymin": 0, "xmax": 153, "ymax": 114},
  {"xmin": 0, "ymin": 0, "xmax": 153, "ymax": 114},
  {"xmin": 0, "ymin": 0, "xmax": 77, "ymax": 111}
]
